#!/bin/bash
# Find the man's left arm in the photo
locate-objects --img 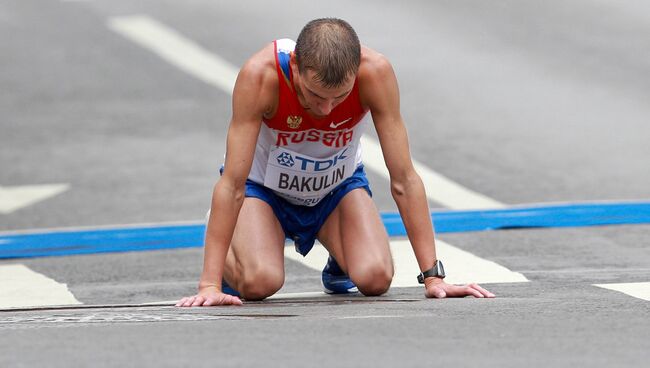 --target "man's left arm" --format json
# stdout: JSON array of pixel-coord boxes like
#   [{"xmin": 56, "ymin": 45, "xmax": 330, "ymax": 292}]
[{"xmin": 359, "ymin": 52, "xmax": 494, "ymax": 298}]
